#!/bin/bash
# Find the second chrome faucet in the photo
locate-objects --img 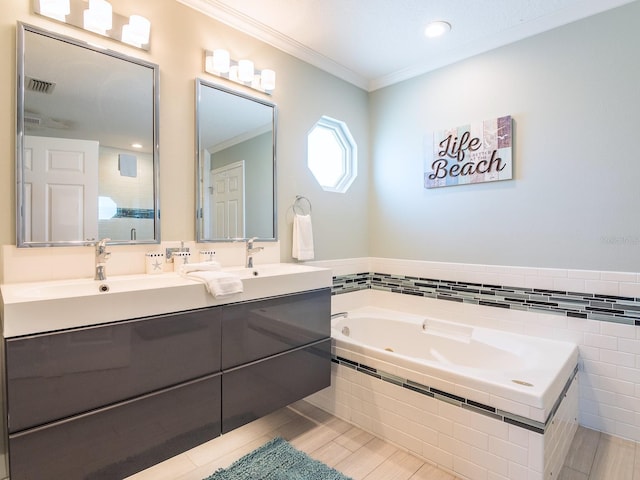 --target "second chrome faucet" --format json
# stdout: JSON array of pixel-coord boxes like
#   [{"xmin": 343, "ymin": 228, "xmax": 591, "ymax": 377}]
[
  {"xmin": 94, "ymin": 238, "xmax": 111, "ymax": 281},
  {"xmin": 245, "ymin": 237, "xmax": 264, "ymax": 268}
]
